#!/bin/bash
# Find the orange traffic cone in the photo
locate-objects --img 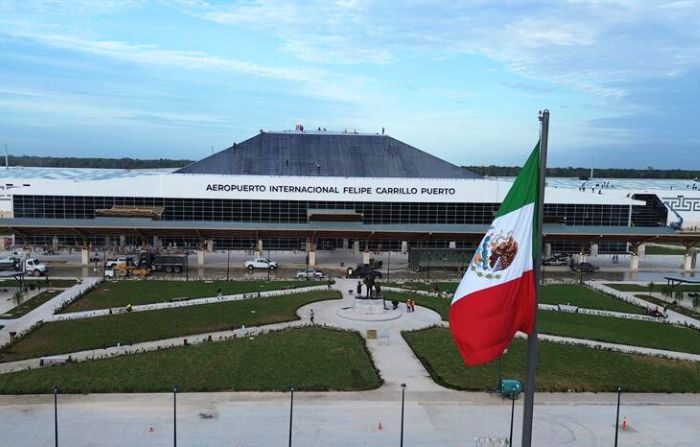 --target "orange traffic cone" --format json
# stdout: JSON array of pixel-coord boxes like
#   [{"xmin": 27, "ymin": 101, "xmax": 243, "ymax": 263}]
[
  {"xmin": 377, "ymin": 422, "xmax": 383, "ymax": 431},
  {"xmin": 622, "ymin": 416, "xmax": 628, "ymax": 431}
]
